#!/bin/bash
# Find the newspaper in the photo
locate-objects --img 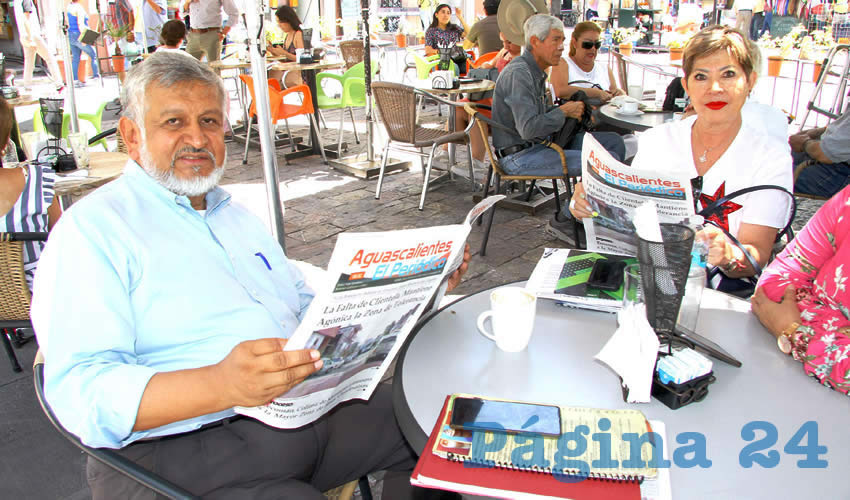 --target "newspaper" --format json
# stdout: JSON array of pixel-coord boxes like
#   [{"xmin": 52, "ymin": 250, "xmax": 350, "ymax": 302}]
[
  {"xmin": 235, "ymin": 195, "xmax": 504, "ymax": 428},
  {"xmin": 526, "ymin": 248, "xmax": 637, "ymax": 313},
  {"xmin": 581, "ymin": 134, "xmax": 694, "ymax": 255}
]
